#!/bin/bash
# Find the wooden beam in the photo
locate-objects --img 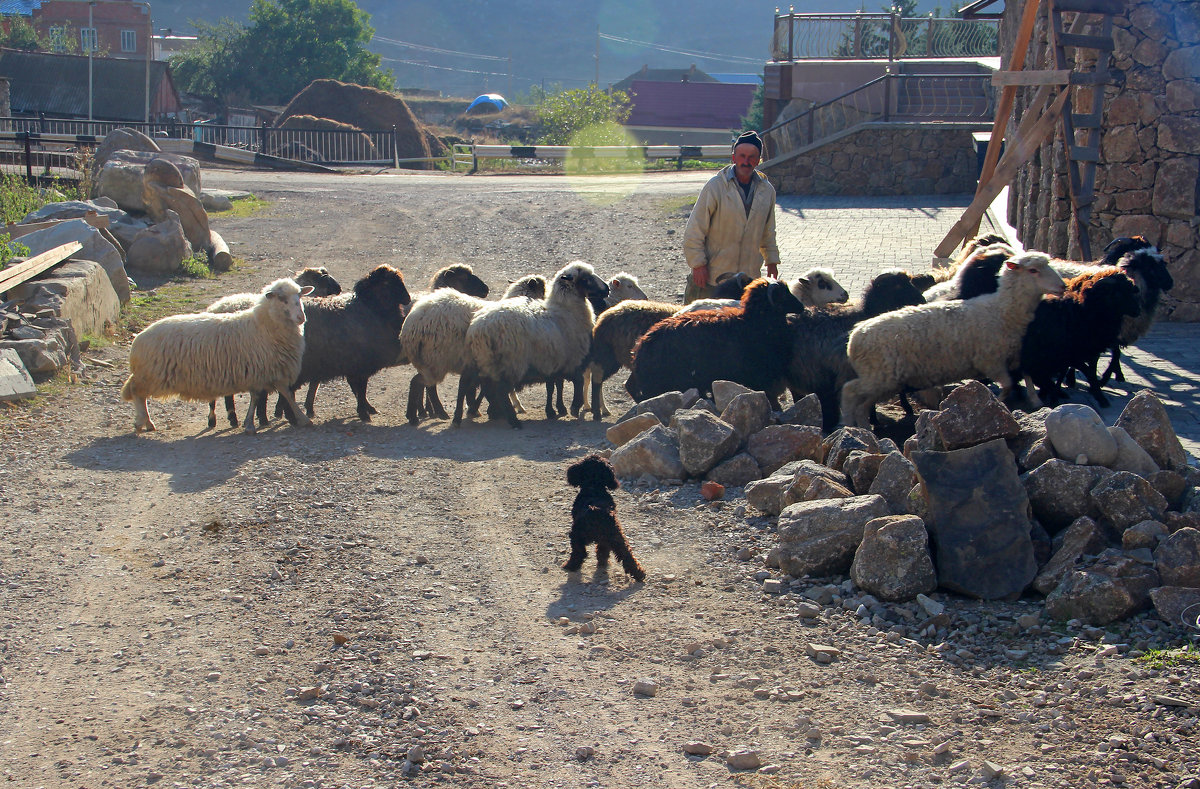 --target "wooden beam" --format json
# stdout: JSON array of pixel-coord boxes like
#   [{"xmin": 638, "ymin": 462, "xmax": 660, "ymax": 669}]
[
  {"xmin": 992, "ymin": 69, "xmax": 1071, "ymax": 86},
  {"xmin": 0, "ymin": 241, "xmax": 84, "ymax": 294},
  {"xmin": 935, "ymin": 88, "xmax": 1069, "ymax": 258},
  {"xmin": 5, "ymin": 212, "xmax": 110, "ymax": 239}
]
